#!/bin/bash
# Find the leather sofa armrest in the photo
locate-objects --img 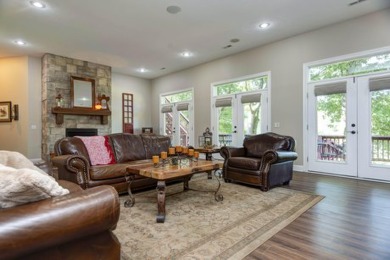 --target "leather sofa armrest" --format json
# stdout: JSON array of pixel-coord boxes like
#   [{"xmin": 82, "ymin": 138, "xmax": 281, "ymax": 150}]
[
  {"xmin": 261, "ymin": 150, "xmax": 298, "ymax": 166},
  {"xmin": 0, "ymin": 185, "xmax": 119, "ymax": 260},
  {"xmin": 52, "ymin": 154, "xmax": 91, "ymax": 189},
  {"xmin": 220, "ymin": 146, "xmax": 246, "ymax": 159},
  {"xmin": 274, "ymin": 151, "xmax": 298, "ymax": 163}
]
